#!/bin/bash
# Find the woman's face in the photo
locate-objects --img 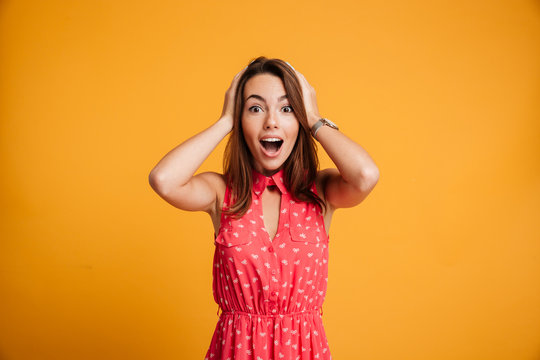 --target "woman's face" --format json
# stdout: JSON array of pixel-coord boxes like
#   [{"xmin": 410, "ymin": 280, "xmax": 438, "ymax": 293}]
[{"xmin": 241, "ymin": 73, "xmax": 300, "ymax": 176}]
